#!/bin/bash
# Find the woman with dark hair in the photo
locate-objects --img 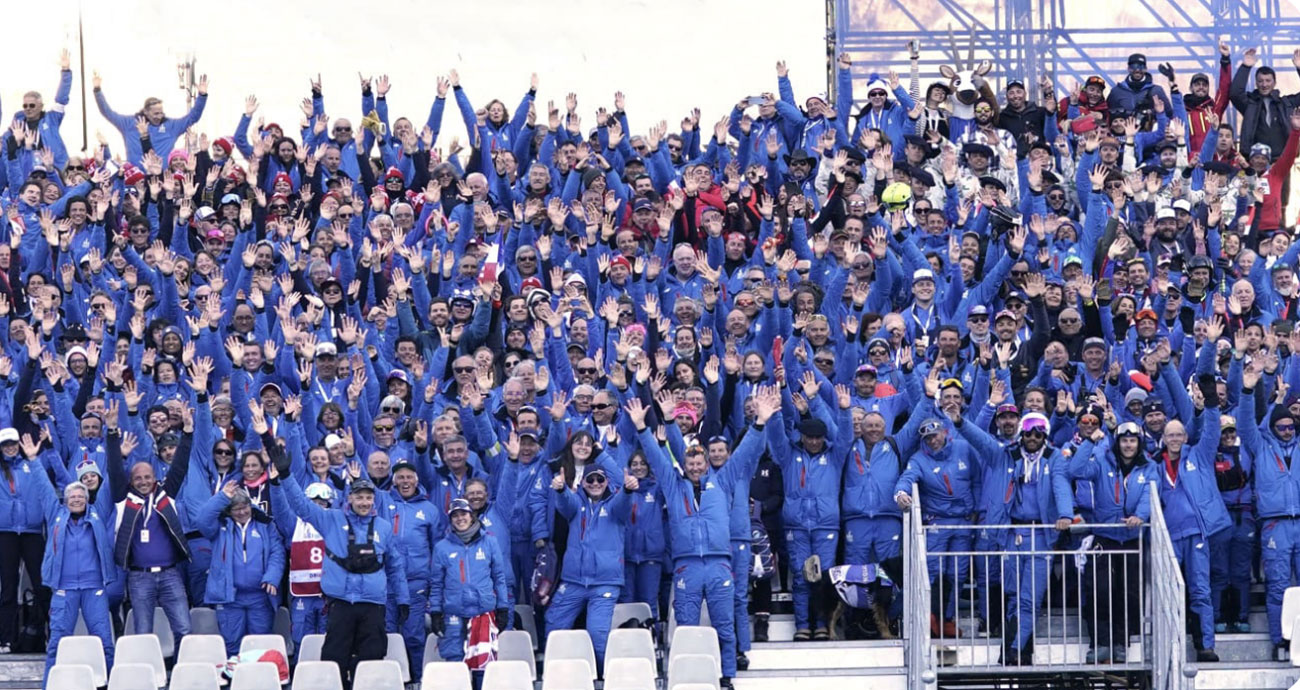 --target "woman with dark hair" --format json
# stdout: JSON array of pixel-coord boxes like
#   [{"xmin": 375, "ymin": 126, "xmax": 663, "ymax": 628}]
[
  {"xmin": 238, "ymin": 450, "xmax": 273, "ymax": 518},
  {"xmin": 620, "ymin": 451, "xmax": 667, "ymax": 618}
]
